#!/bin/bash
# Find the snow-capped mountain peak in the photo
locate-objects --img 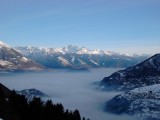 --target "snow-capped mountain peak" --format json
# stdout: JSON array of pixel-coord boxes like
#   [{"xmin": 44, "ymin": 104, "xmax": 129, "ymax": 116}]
[
  {"xmin": 62, "ymin": 45, "xmax": 79, "ymax": 53},
  {"xmin": 16, "ymin": 45, "xmax": 117, "ymax": 55},
  {"xmin": 77, "ymin": 47, "xmax": 90, "ymax": 54},
  {"xmin": 0, "ymin": 41, "xmax": 11, "ymax": 49}
]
